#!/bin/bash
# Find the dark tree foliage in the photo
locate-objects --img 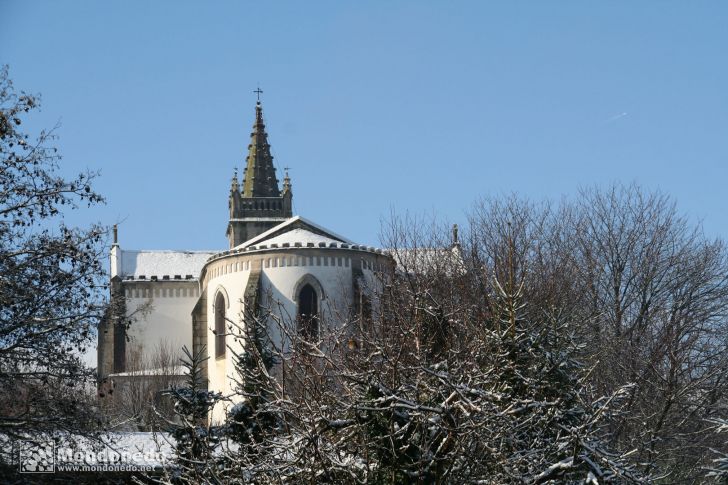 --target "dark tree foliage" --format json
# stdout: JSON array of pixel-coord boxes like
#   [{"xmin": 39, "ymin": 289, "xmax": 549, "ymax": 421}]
[
  {"xmin": 0, "ymin": 66, "xmax": 106, "ymax": 442},
  {"xmin": 163, "ymin": 346, "xmax": 223, "ymax": 482},
  {"xmin": 226, "ymin": 304, "xmax": 278, "ymax": 450},
  {"xmin": 157, "ymin": 159, "xmax": 724, "ymax": 482},
  {"xmin": 163, "ymin": 225, "xmax": 645, "ymax": 483},
  {"xmin": 466, "ymin": 189, "xmax": 728, "ymax": 482},
  {"xmin": 488, "ymin": 281, "xmax": 642, "ymax": 483}
]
